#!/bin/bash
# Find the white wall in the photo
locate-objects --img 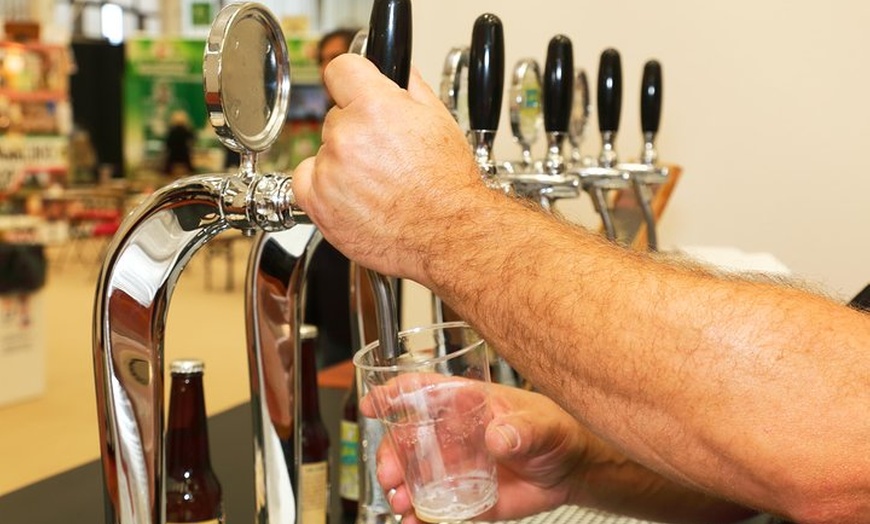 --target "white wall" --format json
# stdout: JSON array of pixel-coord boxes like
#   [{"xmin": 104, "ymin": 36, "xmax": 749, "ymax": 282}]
[{"xmin": 402, "ymin": 0, "xmax": 870, "ymax": 303}]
